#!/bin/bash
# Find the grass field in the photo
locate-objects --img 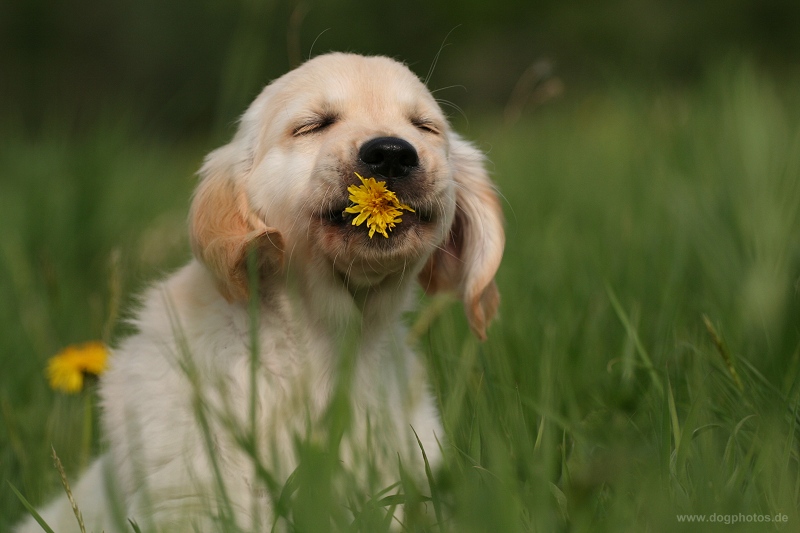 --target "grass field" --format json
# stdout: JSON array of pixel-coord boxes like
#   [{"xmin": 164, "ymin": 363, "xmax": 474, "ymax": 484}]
[{"xmin": 2, "ymin": 59, "xmax": 799, "ymax": 531}]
